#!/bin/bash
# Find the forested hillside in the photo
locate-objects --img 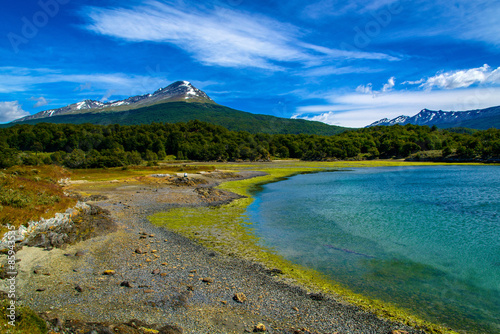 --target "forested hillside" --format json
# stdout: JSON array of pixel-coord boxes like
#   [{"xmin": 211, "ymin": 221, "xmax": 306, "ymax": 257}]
[
  {"xmin": 0, "ymin": 121, "xmax": 499, "ymax": 168},
  {"xmin": 7, "ymin": 102, "xmax": 346, "ymax": 136}
]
